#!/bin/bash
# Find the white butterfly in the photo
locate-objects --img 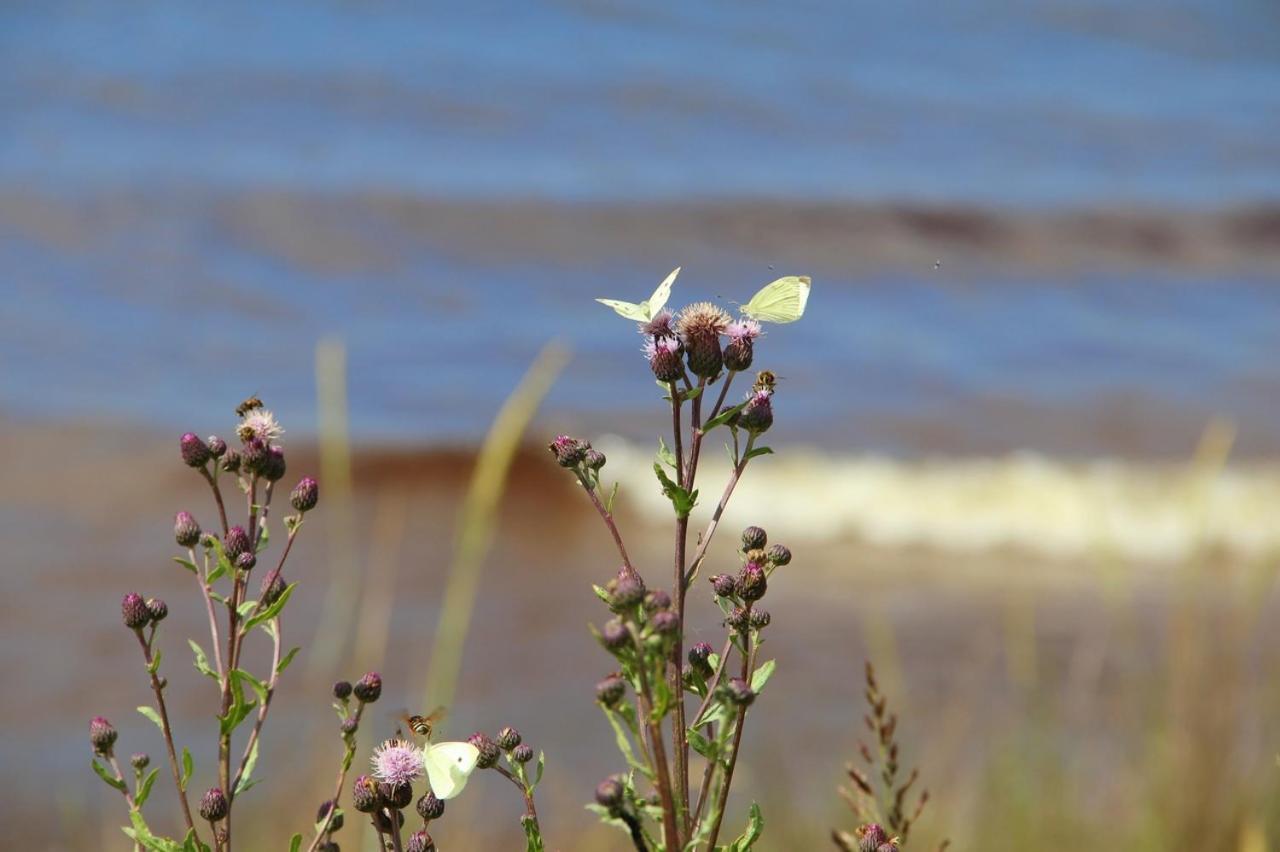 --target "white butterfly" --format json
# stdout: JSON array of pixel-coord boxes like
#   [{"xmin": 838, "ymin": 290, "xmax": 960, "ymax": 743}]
[
  {"xmin": 596, "ymin": 267, "xmax": 680, "ymax": 322},
  {"xmin": 740, "ymin": 275, "xmax": 810, "ymax": 324},
  {"xmin": 422, "ymin": 741, "xmax": 480, "ymax": 800}
]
